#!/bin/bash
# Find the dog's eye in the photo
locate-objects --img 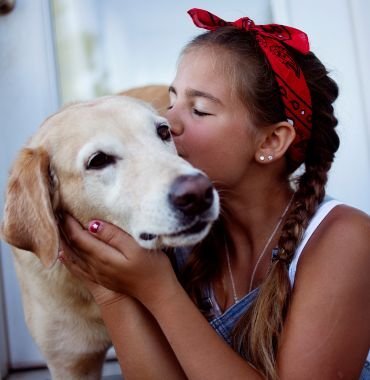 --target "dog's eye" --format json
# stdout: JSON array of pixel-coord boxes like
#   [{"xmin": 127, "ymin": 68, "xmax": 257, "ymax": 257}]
[
  {"xmin": 86, "ymin": 152, "xmax": 116, "ymax": 170},
  {"xmin": 157, "ymin": 124, "xmax": 171, "ymax": 141}
]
